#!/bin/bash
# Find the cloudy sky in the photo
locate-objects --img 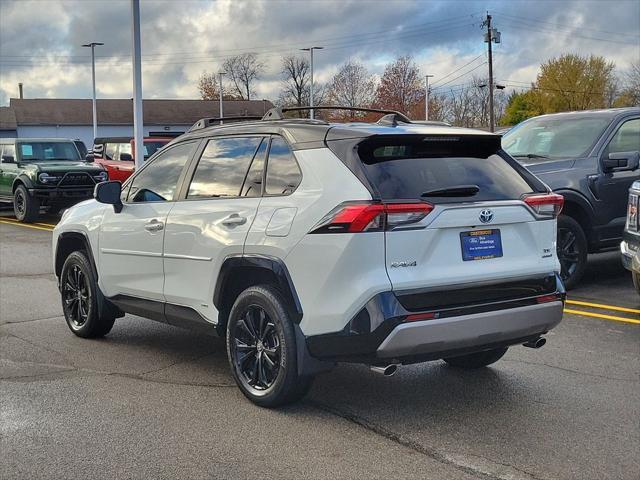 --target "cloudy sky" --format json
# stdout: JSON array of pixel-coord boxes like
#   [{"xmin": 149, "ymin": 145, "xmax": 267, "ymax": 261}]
[{"xmin": 0, "ymin": 0, "xmax": 638, "ymax": 105}]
